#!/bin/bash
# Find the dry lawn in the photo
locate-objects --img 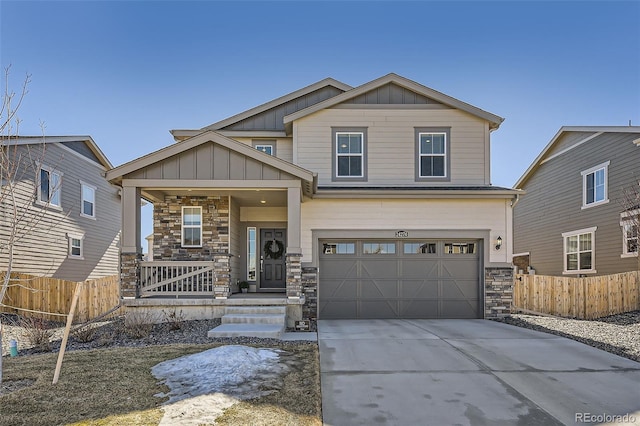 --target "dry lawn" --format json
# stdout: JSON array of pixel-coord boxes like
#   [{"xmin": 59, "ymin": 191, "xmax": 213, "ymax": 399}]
[{"xmin": 0, "ymin": 343, "xmax": 321, "ymax": 426}]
